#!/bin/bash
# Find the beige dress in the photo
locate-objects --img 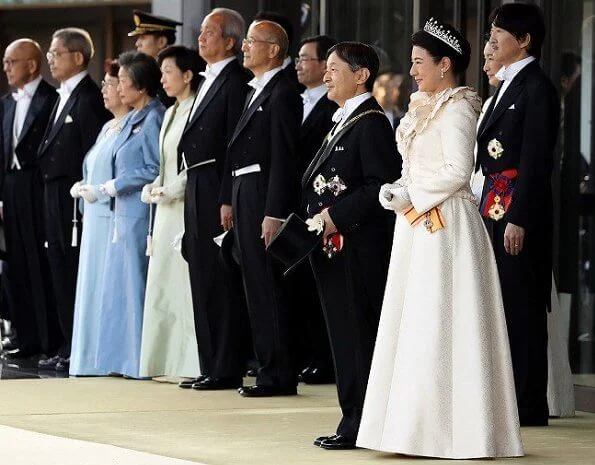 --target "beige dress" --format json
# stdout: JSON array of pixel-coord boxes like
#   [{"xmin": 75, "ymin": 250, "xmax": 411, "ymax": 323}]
[
  {"xmin": 139, "ymin": 96, "xmax": 200, "ymax": 378},
  {"xmin": 356, "ymin": 87, "xmax": 524, "ymax": 459}
]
